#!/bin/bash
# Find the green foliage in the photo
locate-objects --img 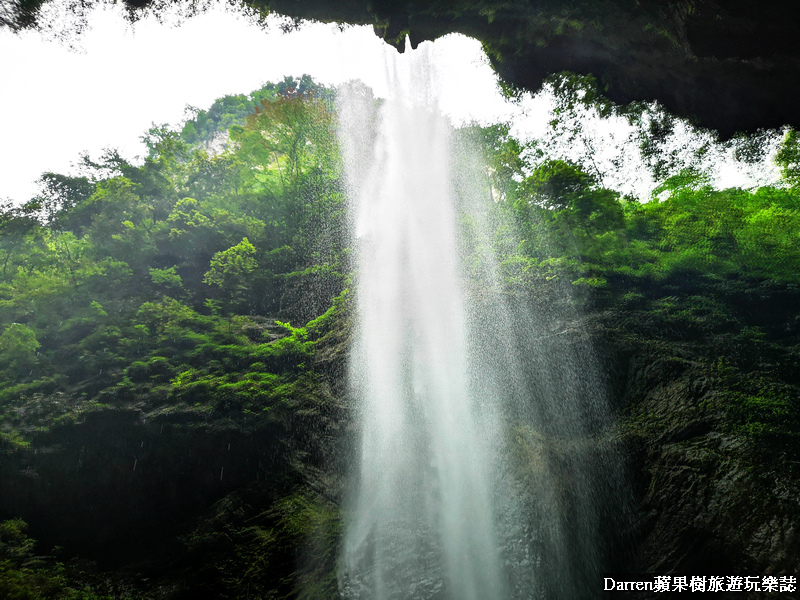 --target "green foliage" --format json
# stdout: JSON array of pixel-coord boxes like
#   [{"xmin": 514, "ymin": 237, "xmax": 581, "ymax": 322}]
[
  {"xmin": 149, "ymin": 266, "xmax": 183, "ymax": 293},
  {"xmin": 482, "ymin": 138, "xmax": 800, "ymax": 289},
  {"xmin": 125, "ymin": 356, "xmax": 175, "ymax": 384},
  {"xmin": 0, "ymin": 77, "xmax": 793, "ymax": 413},
  {"xmin": 178, "ymin": 76, "xmax": 328, "ymax": 150},
  {"xmin": 546, "ymin": 72, "xmax": 611, "ymax": 117},
  {"xmin": 519, "ymin": 159, "xmax": 596, "ymax": 211},
  {"xmin": 0, "ymin": 519, "xmax": 114, "ymax": 600},
  {"xmin": 32, "ymin": 173, "xmax": 96, "ymax": 229},
  {"xmin": 775, "ymin": 128, "xmax": 800, "ymax": 188},
  {"xmin": 0, "ymin": 519, "xmax": 35, "ymax": 559},
  {"xmin": 0, "ymin": 323, "xmax": 39, "ymax": 378},
  {"xmin": 184, "ymin": 491, "xmax": 341, "ymax": 600},
  {"xmin": 203, "ymin": 237, "xmax": 258, "ymax": 314}
]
